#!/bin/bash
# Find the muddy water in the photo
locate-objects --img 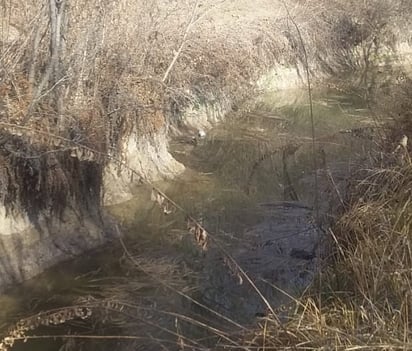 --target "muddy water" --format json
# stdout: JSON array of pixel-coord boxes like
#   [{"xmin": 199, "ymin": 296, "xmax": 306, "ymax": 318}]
[{"xmin": 0, "ymin": 87, "xmax": 375, "ymax": 350}]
